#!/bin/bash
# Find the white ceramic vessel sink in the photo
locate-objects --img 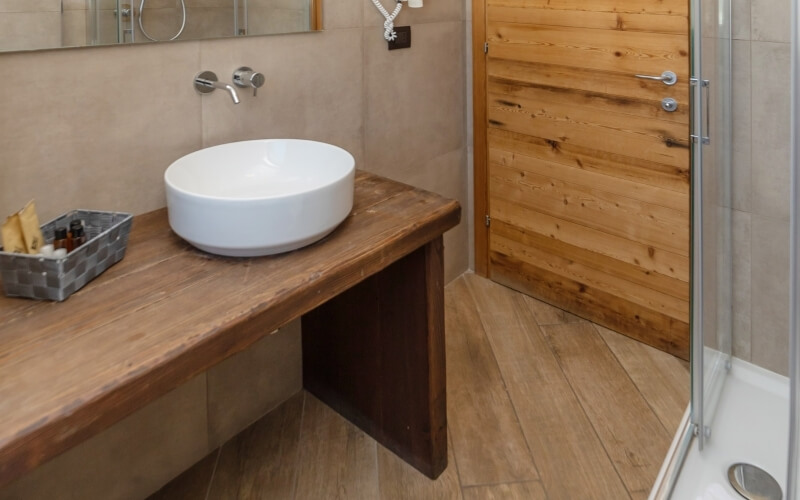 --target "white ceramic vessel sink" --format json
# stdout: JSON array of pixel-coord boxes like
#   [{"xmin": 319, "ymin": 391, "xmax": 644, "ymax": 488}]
[{"xmin": 165, "ymin": 139, "xmax": 355, "ymax": 257}]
